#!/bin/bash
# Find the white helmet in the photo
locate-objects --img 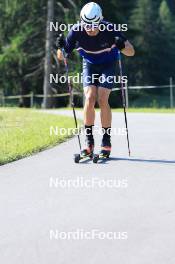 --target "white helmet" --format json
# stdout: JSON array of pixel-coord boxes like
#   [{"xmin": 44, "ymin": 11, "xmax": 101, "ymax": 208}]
[{"xmin": 80, "ymin": 2, "xmax": 103, "ymax": 26}]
